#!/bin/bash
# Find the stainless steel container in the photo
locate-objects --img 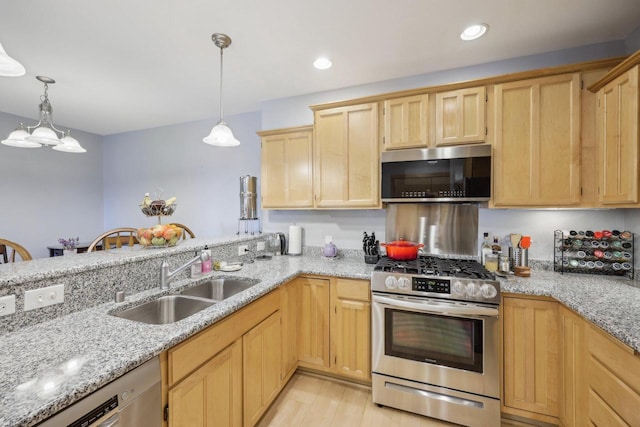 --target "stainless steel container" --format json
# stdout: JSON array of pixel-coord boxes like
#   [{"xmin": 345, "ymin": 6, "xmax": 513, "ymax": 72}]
[{"xmin": 240, "ymin": 176, "xmax": 257, "ymax": 219}]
